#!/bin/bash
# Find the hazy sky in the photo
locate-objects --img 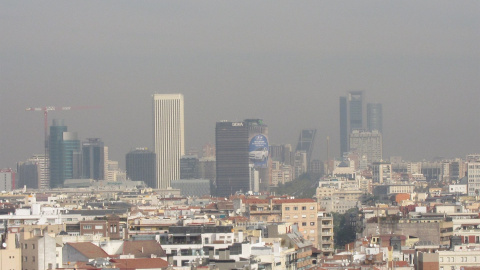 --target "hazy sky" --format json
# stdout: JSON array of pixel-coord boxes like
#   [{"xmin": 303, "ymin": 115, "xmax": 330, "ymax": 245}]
[{"xmin": 1, "ymin": 1, "xmax": 479, "ymax": 169}]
